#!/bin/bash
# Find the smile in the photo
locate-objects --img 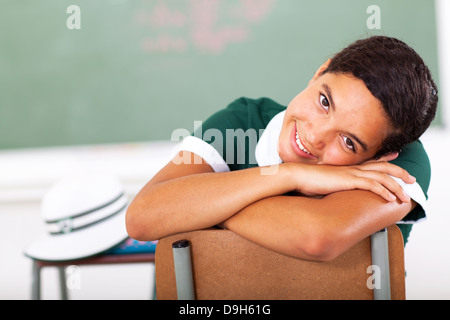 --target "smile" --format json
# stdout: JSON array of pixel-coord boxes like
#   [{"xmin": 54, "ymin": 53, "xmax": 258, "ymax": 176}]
[
  {"xmin": 295, "ymin": 132, "xmax": 311, "ymax": 155},
  {"xmin": 291, "ymin": 123, "xmax": 316, "ymax": 159}
]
